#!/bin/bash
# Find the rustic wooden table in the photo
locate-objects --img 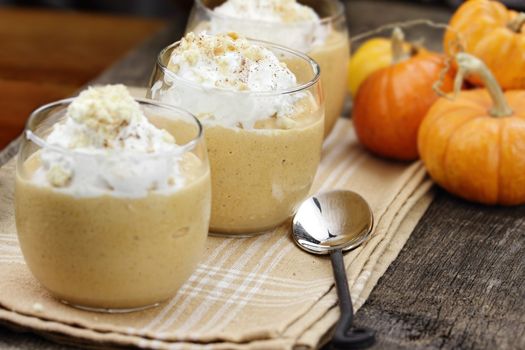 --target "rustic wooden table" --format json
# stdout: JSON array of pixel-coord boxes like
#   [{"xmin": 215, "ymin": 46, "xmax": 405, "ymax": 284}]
[{"xmin": 1, "ymin": 1, "xmax": 524, "ymax": 349}]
